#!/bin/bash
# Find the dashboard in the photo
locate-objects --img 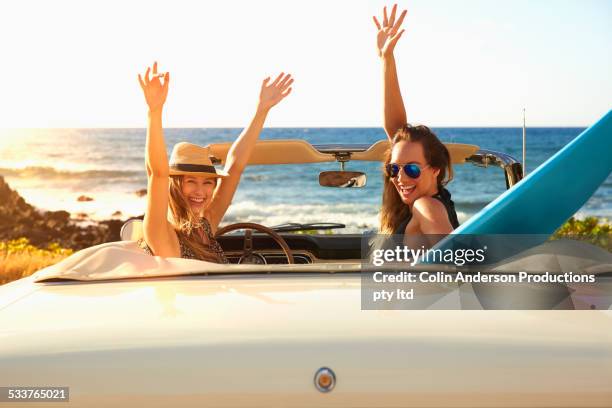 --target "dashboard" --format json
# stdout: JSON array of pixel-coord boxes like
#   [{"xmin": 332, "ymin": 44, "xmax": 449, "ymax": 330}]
[{"xmin": 216, "ymin": 233, "xmax": 362, "ymax": 264}]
